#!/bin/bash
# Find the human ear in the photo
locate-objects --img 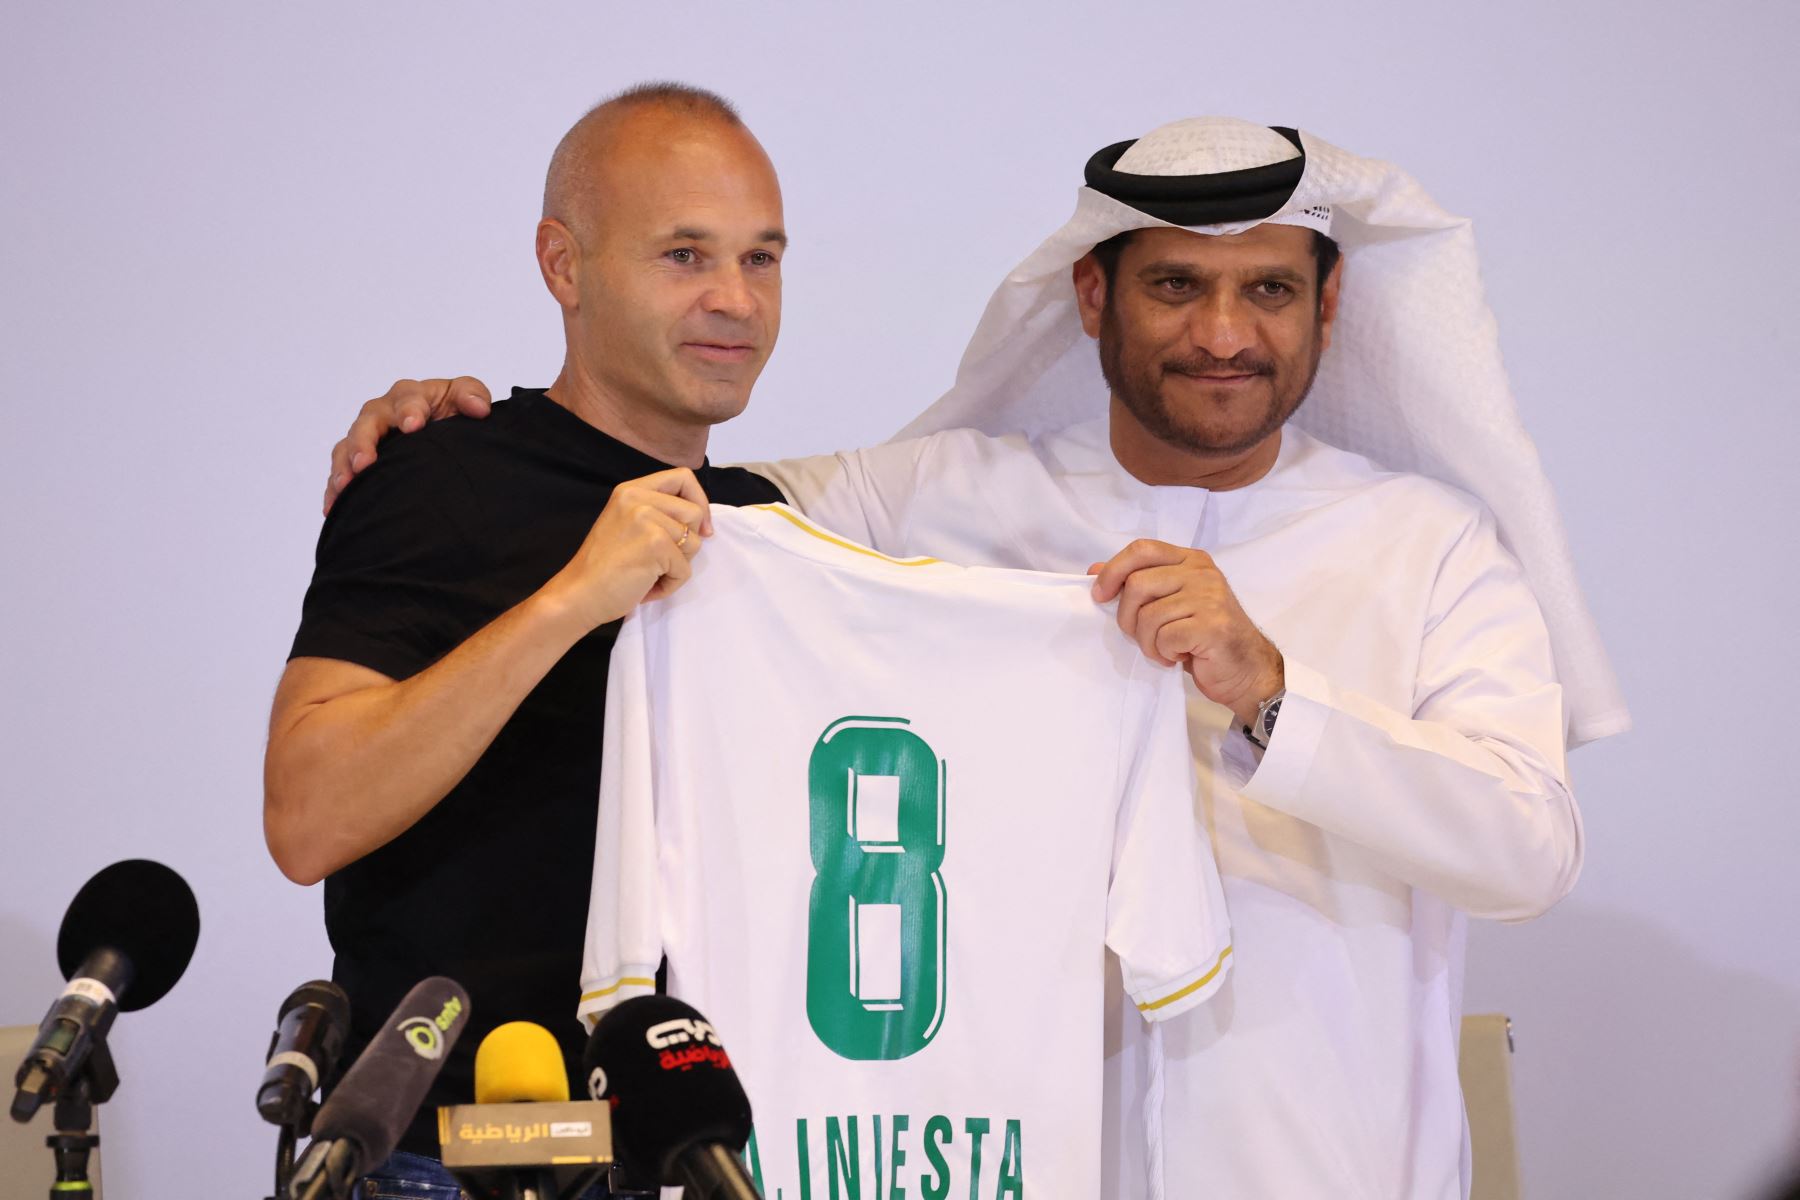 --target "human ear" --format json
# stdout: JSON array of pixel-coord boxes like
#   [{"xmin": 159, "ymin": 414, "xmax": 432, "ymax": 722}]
[
  {"xmin": 536, "ymin": 218, "xmax": 582, "ymax": 310},
  {"xmin": 1072, "ymin": 254, "xmax": 1108, "ymax": 338},
  {"xmin": 1317, "ymin": 255, "xmax": 1344, "ymax": 351}
]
